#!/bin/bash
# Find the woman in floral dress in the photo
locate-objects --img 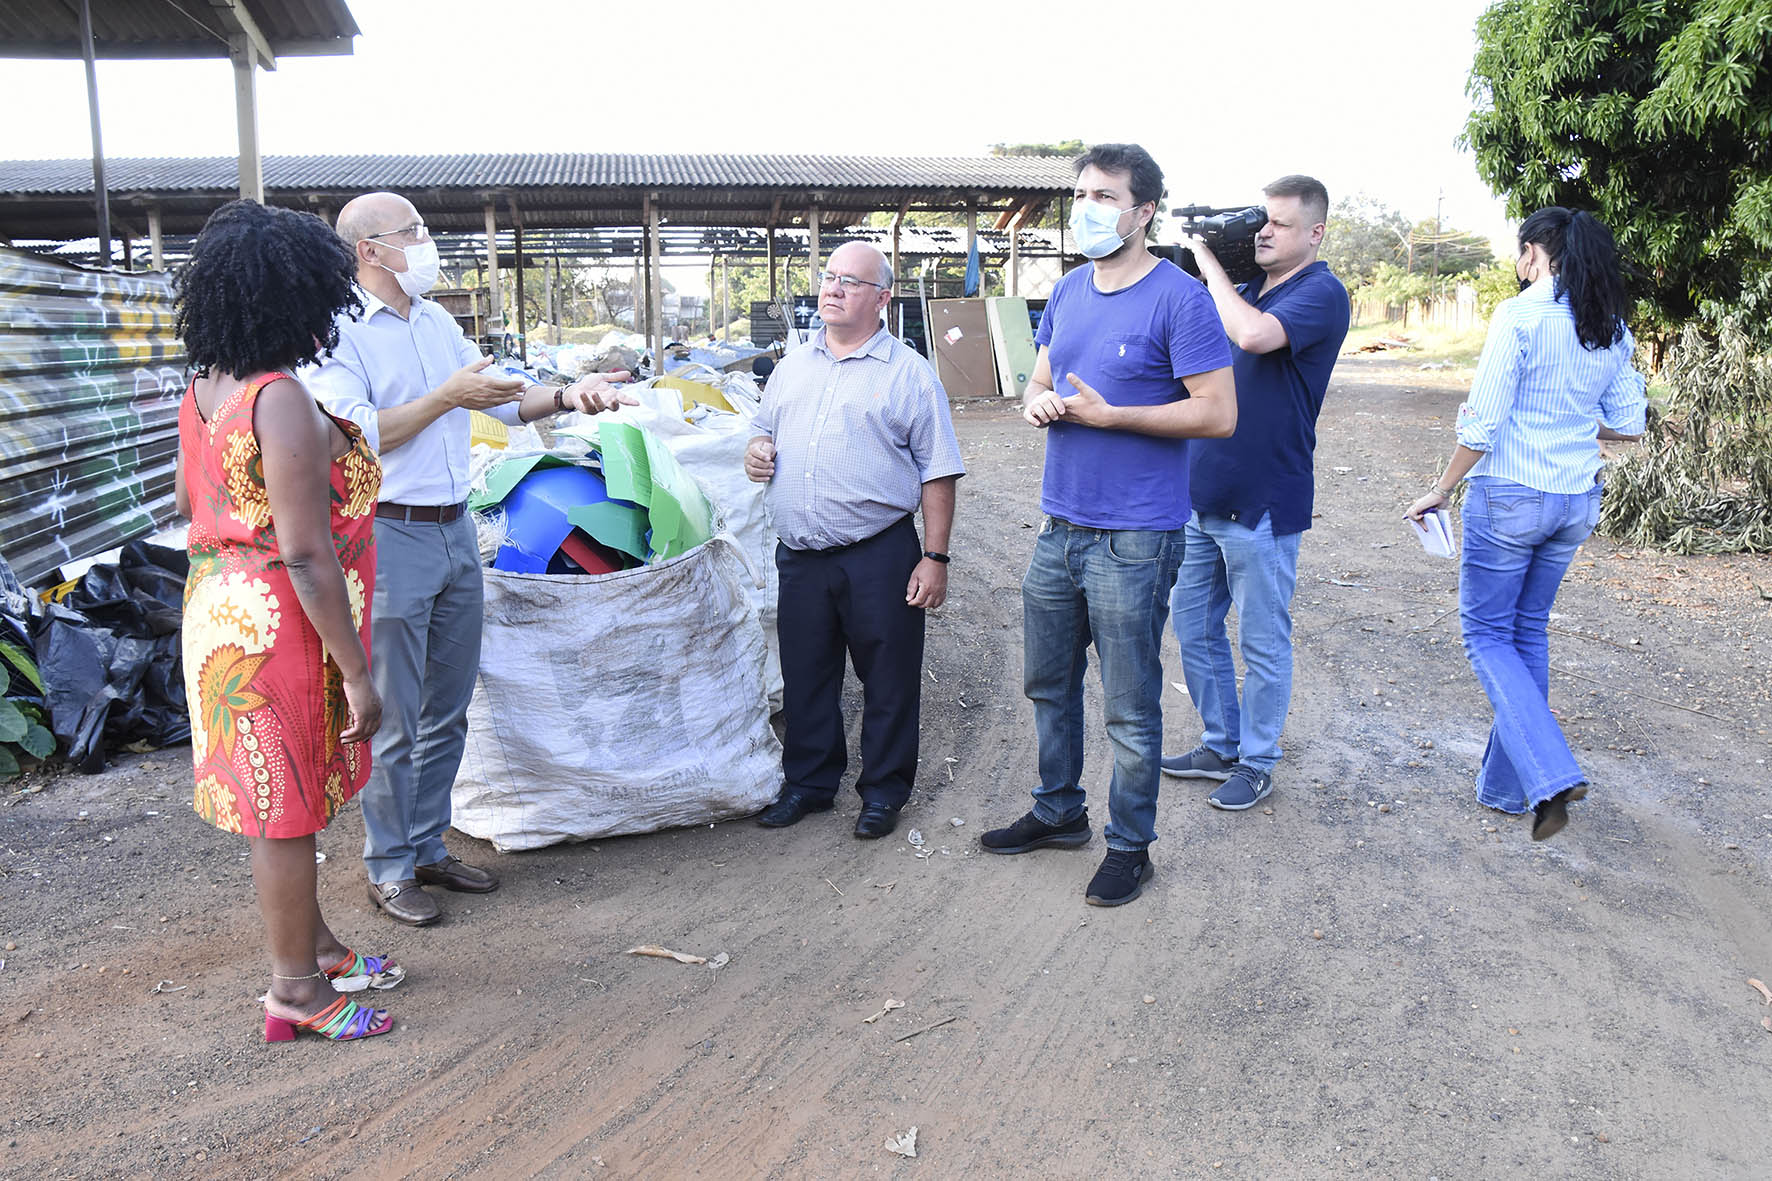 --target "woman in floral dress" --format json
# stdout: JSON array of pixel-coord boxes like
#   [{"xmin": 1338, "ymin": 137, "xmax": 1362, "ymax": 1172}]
[{"xmin": 176, "ymin": 200, "xmax": 399, "ymax": 1042}]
